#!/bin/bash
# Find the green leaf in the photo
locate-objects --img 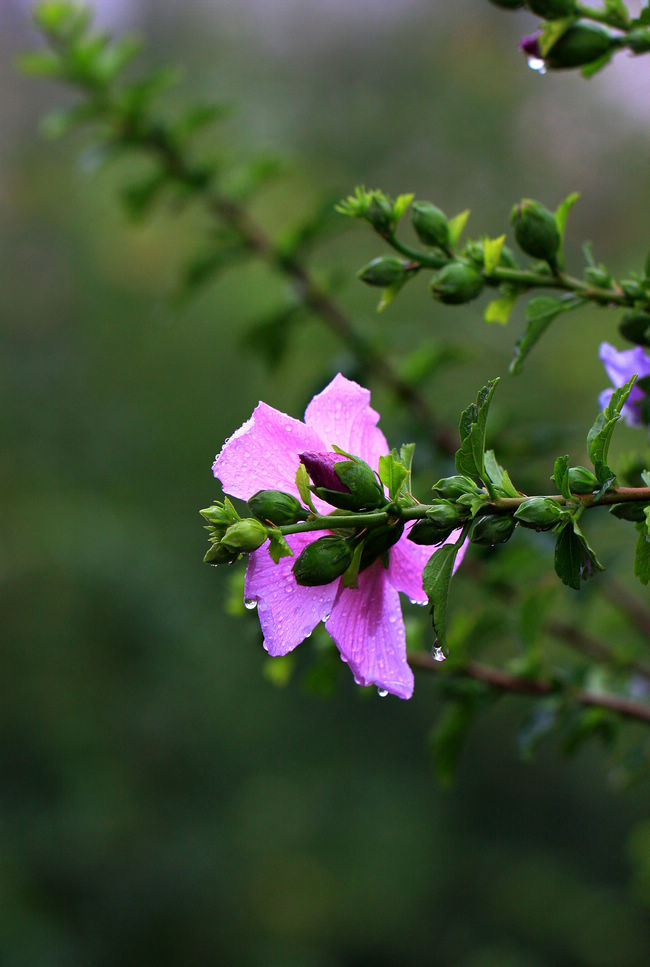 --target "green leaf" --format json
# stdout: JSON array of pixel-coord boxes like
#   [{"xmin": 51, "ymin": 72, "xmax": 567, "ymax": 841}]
[
  {"xmin": 378, "ymin": 454, "xmax": 409, "ymax": 500},
  {"xmin": 455, "ymin": 379, "xmax": 499, "ymax": 482},
  {"xmin": 587, "ymin": 375, "xmax": 637, "ymax": 484},
  {"xmin": 340, "ymin": 540, "xmax": 364, "ymax": 590},
  {"xmin": 484, "ymin": 450, "xmax": 519, "ymax": 497},
  {"xmin": 295, "ymin": 464, "xmax": 317, "ymax": 515},
  {"xmin": 377, "ymin": 278, "xmax": 408, "ymax": 312},
  {"xmin": 484, "ymin": 292, "xmax": 518, "ymax": 326},
  {"xmin": 510, "ymin": 296, "xmax": 579, "ymax": 375},
  {"xmin": 422, "ymin": 537, "xmax": 465, "ymax": 652},
  {"xmin": 267, "ymin": 528, "xmax": 294, "ymax": 565},
  {"xmin": 554, "ymin": 521, "xmax": 604, "ymax": 590},
  {"xmin": 634, "ymin": 528, "xmax": 650, "ymax": 585},
  {"xmin": 580, "ymin": 52, "xmax": 614, "ymax": 79},
  {"xmin": 553, "ymin": 455, "xmax": 571, "ymax": 500},
  {"xmin": 447, "ymin": 209, "xmax": 470, "ymax": 248},
  {"xmin": 483, "ymin": 234, "xmax": 506, "ymax": 276},
  {"xmin": 554, "ymin": 191, "xmax": 580, "ymax": 244}
]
